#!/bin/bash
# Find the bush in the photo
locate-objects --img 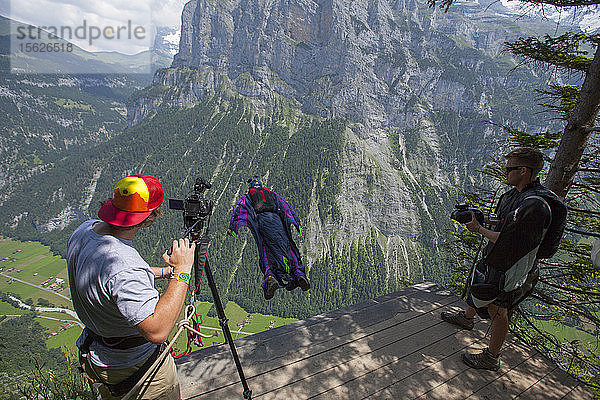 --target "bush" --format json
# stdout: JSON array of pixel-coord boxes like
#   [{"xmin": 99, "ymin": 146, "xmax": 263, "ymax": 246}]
[{"xmin": 37, "ymin": 298, "xmax": 52, "ymax": 307}]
